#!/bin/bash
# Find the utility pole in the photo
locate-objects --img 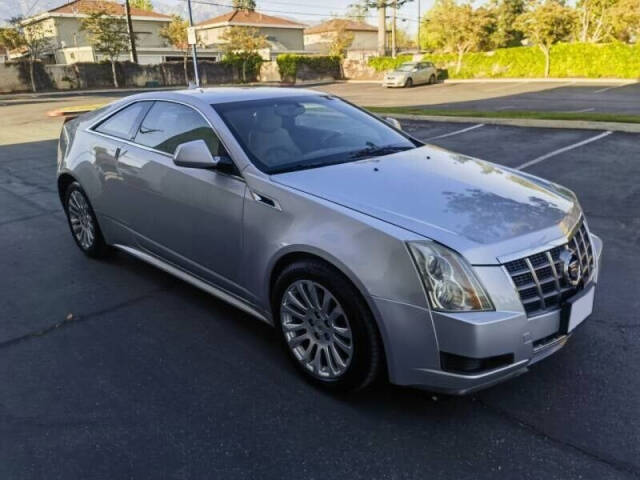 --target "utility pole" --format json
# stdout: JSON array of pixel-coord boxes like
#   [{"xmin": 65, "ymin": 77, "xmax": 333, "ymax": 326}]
[
  {"xmin": 186, "ymin": 0, "xmax": 200, "ymax": 86},
  {"xmin": 377, "ymin": 1, "xmax": 386, "ymax": 56},
  {"xmin": 417, "ymin": 0, "xmax": 421, "ymax": 52},
  {"xmin": 391, "ymin": 0, "xmax": 397, "ymax": 58},
  {"xmin": 124, "ymin": 0, "xmax": 138, "ymax": 63}
]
